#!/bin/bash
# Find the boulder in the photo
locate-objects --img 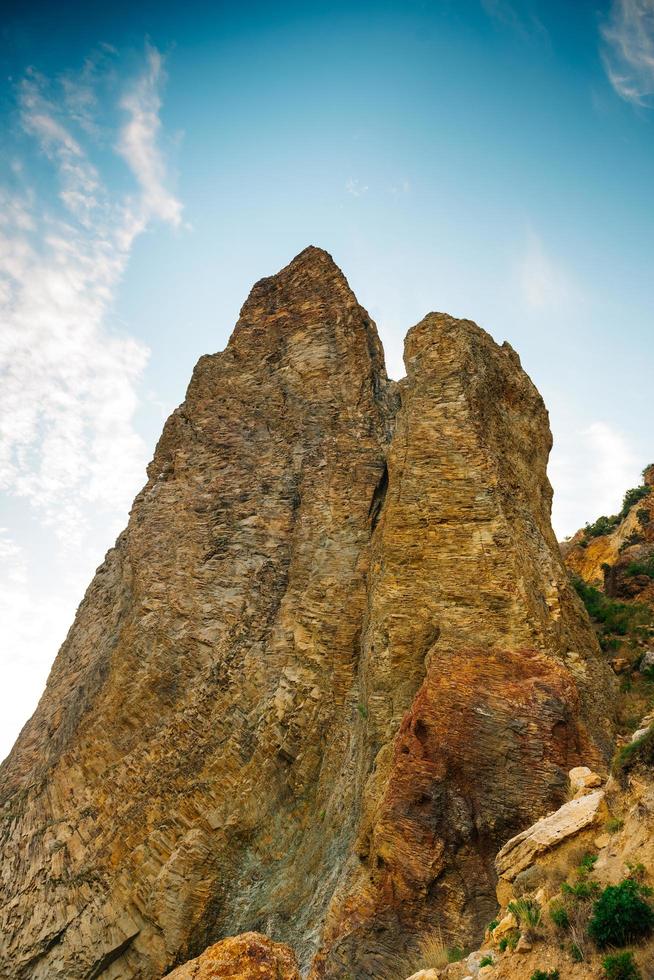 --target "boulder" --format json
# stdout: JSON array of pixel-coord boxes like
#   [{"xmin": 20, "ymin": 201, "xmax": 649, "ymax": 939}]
[
  {"xmin": 164, "ymin": 932, "xmax": 301, "ymax": 979},
  {"xmin": 569, "ymin": 766, "xmax": 603, "ymax": 797},
  {"xmin": 495, "ymin": 789, "xmax": 606, "ymax": 883},
  {"xmin": 492, "ymin": 911, "xmax": 517, "ymax": 940}
]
